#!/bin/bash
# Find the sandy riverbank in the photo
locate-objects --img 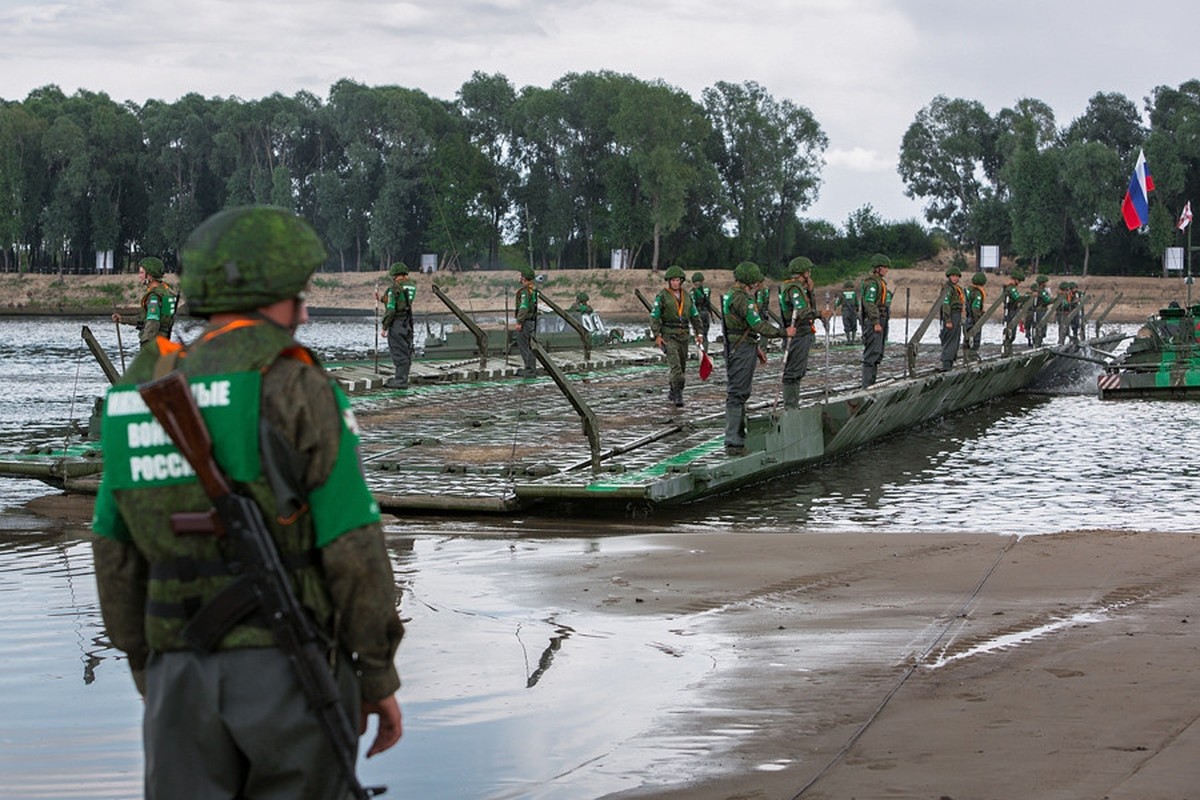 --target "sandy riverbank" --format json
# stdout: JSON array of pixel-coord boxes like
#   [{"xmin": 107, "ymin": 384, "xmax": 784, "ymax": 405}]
[
  {"xmin": 23, "ymin": 491, "xmax": 1200, "ymax": 799},
  {"xmin": 0, "ymin": 264, "xmax": 1191, "ymax": 324}
]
